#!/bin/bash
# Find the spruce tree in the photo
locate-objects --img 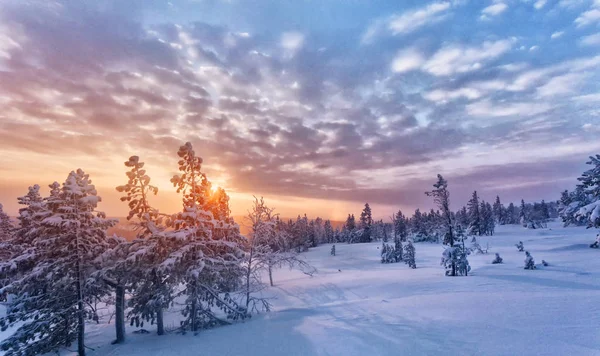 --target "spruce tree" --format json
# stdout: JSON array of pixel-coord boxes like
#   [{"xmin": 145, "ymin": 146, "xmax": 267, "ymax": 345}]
[
  {"xmin": 467, "ymin": 191, "xmax": 481, "ymax": 236},
  {"xmin": 506, "ymin": 202, "xmax": 517, "ymax": 224},
  {"xmin": 575, "ymin": 155, "xmax": 600, "ymax": 229},
  {"xmin": 492, "ymin": 196, "xmax": 504, "ymax": 224},
  {"xmin": 426, "ymin": 174, "xmax": 467, "ymax": 276},
  {"xmin": 359, "ymin": 203, "xmax": 373, "ymax": 243},
  {"xmin": 0, "ymin": 170, "xmax": 116, "ymax": 356},
  {"xmin": 324, "ymin": 220, "xmax": 334, "ymax": 243},
  {"xmin": 169, "ymin": 142, "xmax": 247, "ymax": 332},
  {"xmin": 0, "ymin": 204, "xmax": 12, "ymax": 242},
  {"xmin": 519, "ymin": 199, "xmax": 528, "ymax": 226},
  {"xmin": 403, "ymin": 240, "xmax": 416, "ymax": 269}
]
